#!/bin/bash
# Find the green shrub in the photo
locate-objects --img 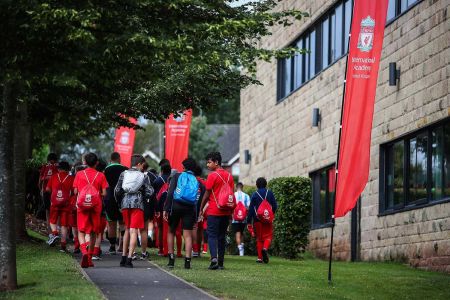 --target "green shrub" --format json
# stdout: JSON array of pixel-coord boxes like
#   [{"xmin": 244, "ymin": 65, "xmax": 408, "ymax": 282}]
[
  {"xmin": 243, "ymin": 185, "xmax": 256, "ymax": 197},
  {"xmin": 268, "ymin": 176, "xmax": 311, "ymax": 259}
]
